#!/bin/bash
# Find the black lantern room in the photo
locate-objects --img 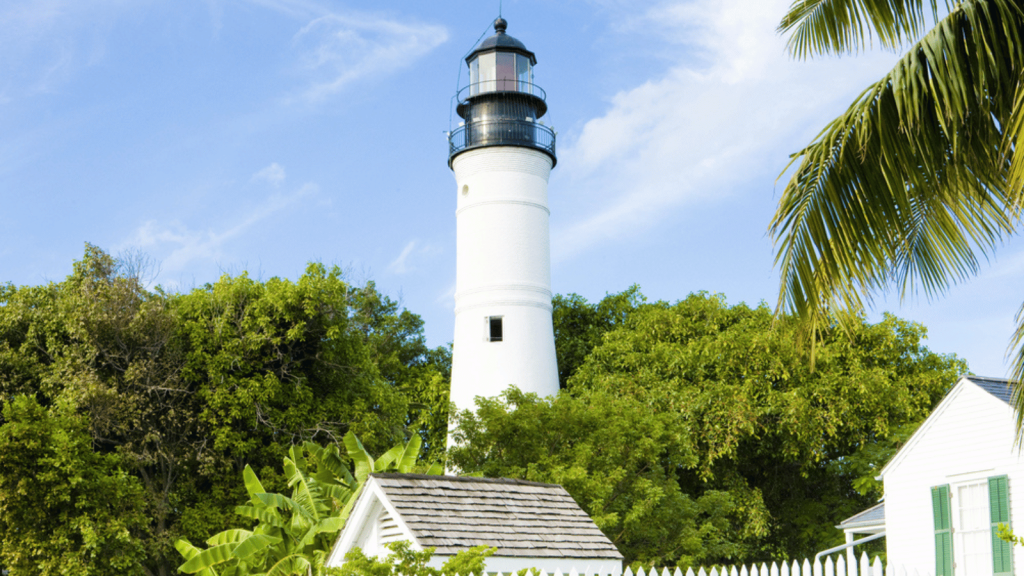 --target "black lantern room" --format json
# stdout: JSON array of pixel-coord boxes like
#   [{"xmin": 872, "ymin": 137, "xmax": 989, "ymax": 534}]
[{"xmin": 448, "ymin": 18, "xmax": 556, "ymax": 167}]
